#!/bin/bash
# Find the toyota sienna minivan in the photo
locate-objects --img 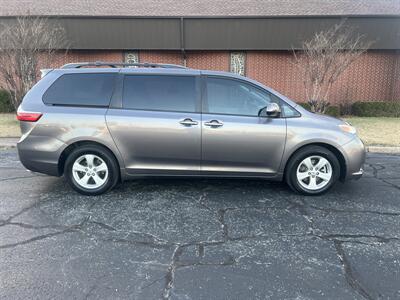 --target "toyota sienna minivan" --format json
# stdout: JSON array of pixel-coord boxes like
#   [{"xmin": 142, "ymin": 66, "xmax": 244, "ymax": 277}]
[{"xmin": 17, "ymin": 62, "xmax": 365, "ymax": 196}]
